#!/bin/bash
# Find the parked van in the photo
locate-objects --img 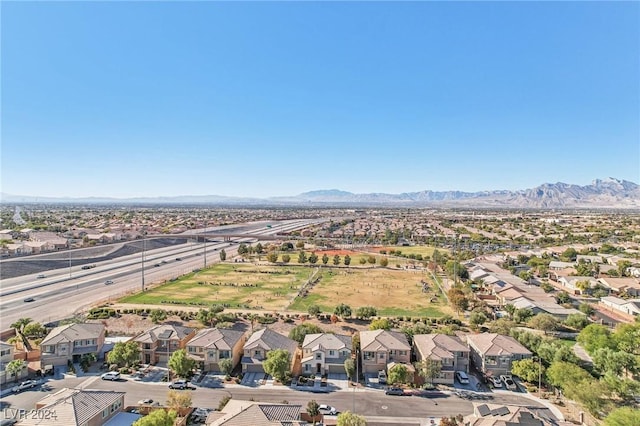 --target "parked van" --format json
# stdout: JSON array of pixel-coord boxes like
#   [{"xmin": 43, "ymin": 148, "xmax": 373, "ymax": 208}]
[
  {"xmin": 378, "ymin": 370, "xmax": 387, "ymax": 384},
  {"xmin": 101, "ymin": 371, "xmax": 121, "ymax": 381},
  {"xmin": 455, "ymin": 371, "xmax": 470, "ymax": 385}
]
